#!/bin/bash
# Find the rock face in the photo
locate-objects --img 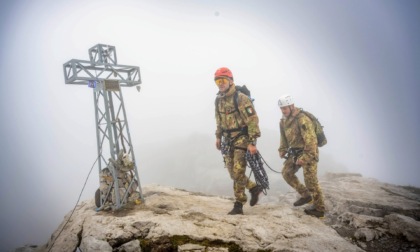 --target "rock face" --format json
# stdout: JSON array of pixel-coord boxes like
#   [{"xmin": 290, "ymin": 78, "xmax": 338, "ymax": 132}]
[
  {"xmin": 19, "ymin": 173, "xmax": 420, "ymax": 252},
  {"xmin": 321, "ymin": 173, "xmax": 420, "ymax": 251}
]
